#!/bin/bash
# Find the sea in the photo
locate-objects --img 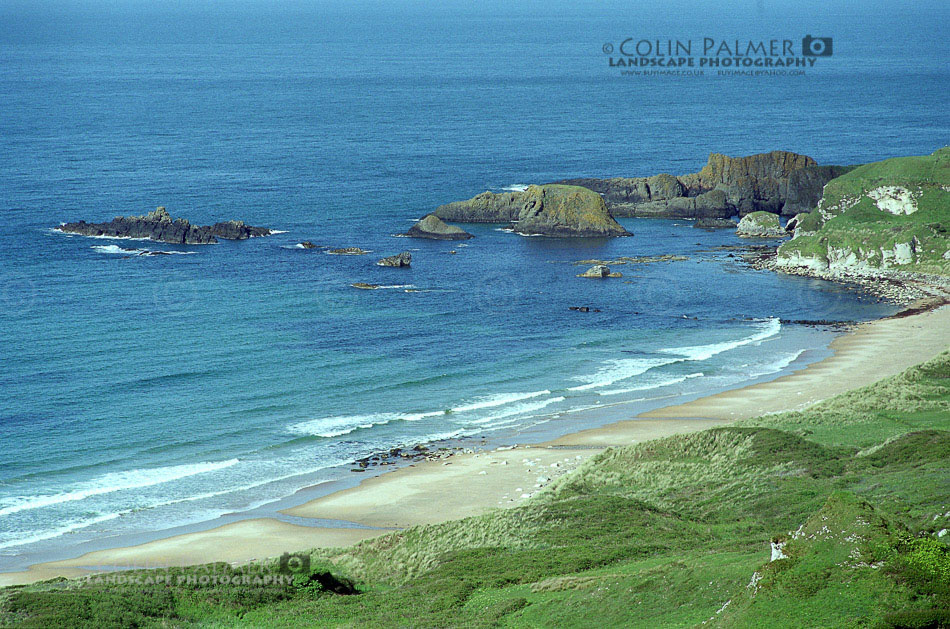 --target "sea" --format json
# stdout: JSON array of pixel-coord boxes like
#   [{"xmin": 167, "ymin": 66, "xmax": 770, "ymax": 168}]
[{"xmin": 1, "ymin": 0, "xmax": 948, "ymax": 572}]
